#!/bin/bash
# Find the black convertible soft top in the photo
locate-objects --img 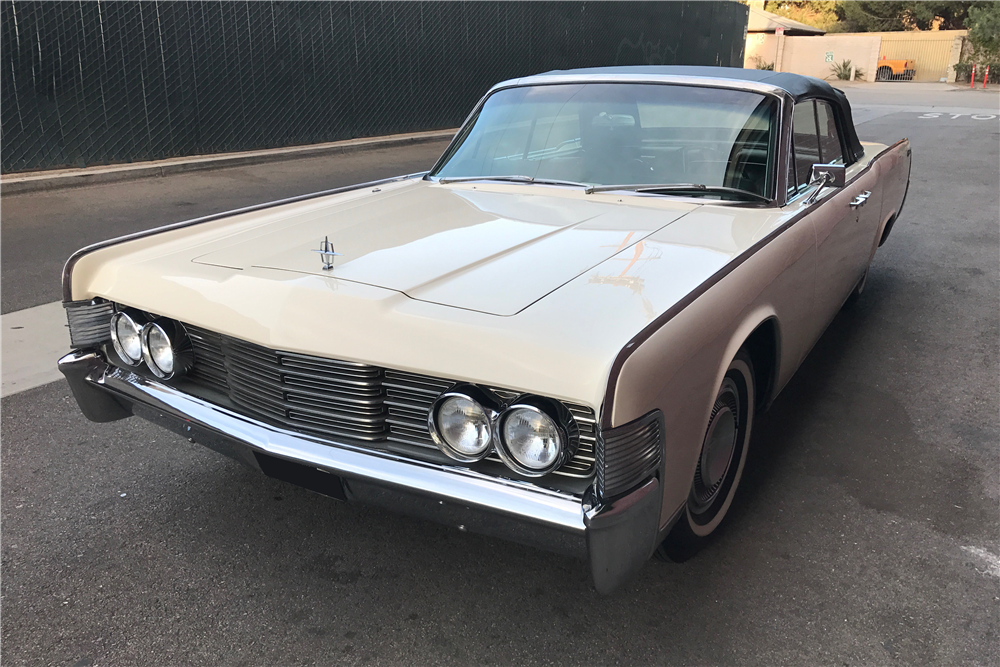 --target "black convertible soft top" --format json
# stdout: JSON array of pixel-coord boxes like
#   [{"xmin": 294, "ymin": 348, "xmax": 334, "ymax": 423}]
[{"xmin": 535, "ymin": 65, "xmax": 865, "ymax": 163}]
